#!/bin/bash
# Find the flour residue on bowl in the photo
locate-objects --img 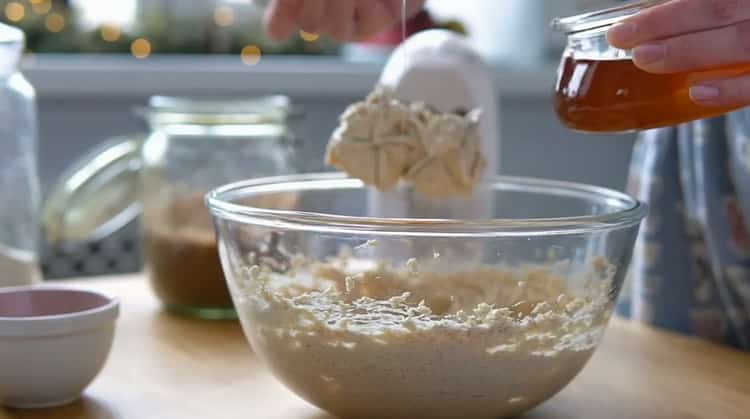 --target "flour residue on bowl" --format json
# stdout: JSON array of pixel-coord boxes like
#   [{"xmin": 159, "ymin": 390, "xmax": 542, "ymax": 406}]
[{"xmin": 232, "ymin": 256, "xmax": 615, "ymax": 419}]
